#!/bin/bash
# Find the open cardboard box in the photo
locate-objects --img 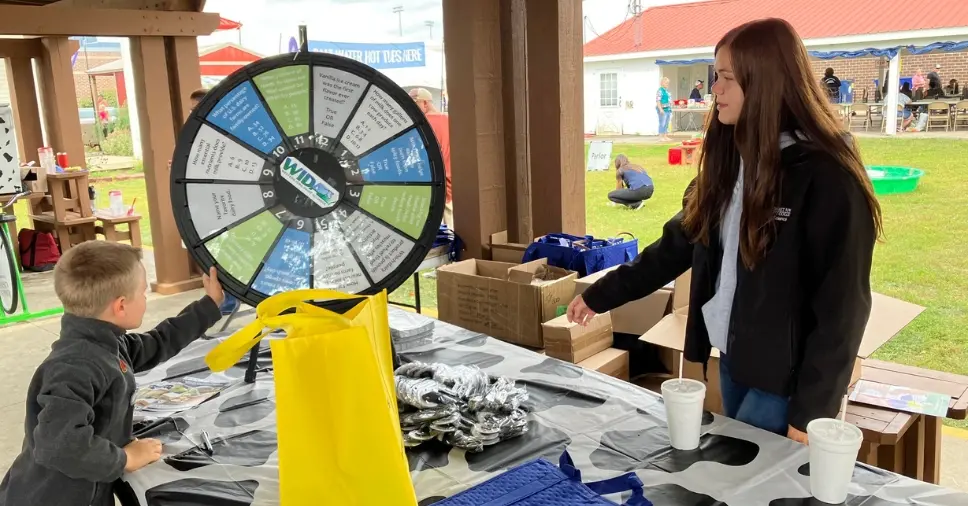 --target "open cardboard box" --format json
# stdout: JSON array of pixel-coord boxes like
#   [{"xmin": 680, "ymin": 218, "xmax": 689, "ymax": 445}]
[
  {"xmin": 640, "ymin": 270, "xmax": 925, "ymax": 415},
  {"xmin": 437, "ymin": 258, "xmax": 577, "ymax": 348},
  {"xmin": 489, "ymin": 231, "xmax": 531, "ymax": 264},
  {"xmin": 542, "ymin": 312, "xmax": 613, "ymax": 363},
  {"xmin": 575, "ymin": 265, "xmax": 674, "ymax": 336}
]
